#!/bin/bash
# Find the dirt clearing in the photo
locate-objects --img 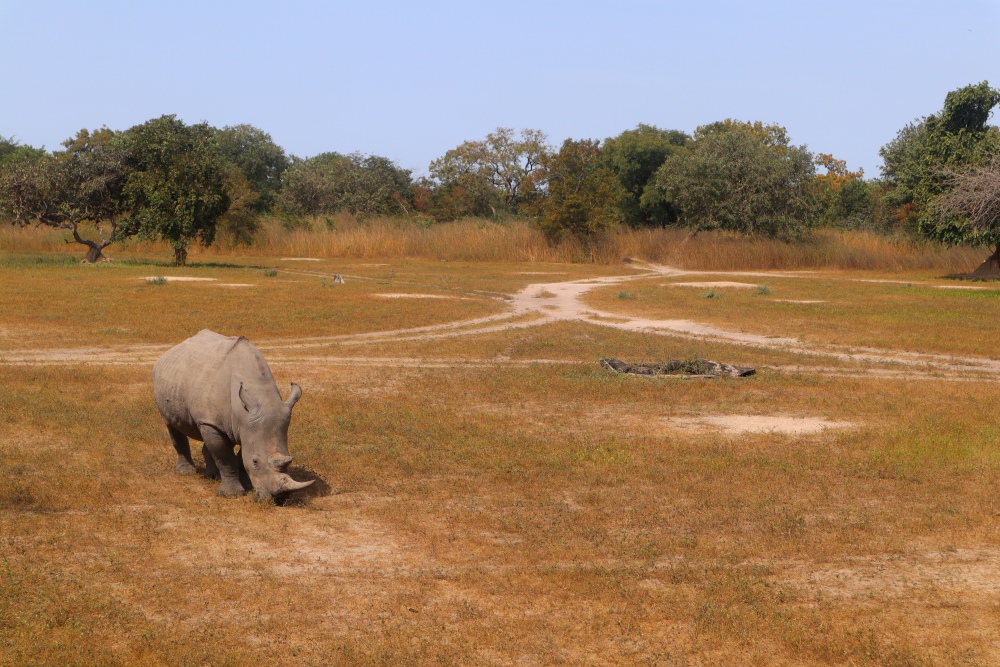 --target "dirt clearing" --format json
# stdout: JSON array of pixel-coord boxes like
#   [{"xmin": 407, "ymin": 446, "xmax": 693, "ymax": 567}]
[
  {"xmin": 139, "ymin": 276, "xmax": 216, "ymax": 282},
  {"xmin": 774, "ymin": 299, "xmax": 826, "ymax": 303},
  {"xmin": 667, "ymin": 281, "xmax": 760, "ymax": 288},
  {"xmin": 666, "ymin": 414, "xmax": 856, "ymax": 434},
  {"xmin": 376, "ymin": 293, "xmax": 464, "ymax": 299}
]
